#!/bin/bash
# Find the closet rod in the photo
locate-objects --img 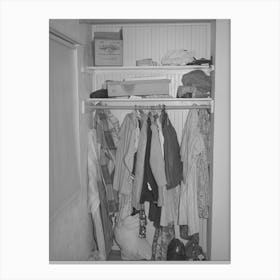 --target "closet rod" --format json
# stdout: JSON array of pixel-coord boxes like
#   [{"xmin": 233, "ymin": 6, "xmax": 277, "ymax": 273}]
[{"xmin": 86, "ymin": 104, "xmax": 211, "ymax": 110}]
